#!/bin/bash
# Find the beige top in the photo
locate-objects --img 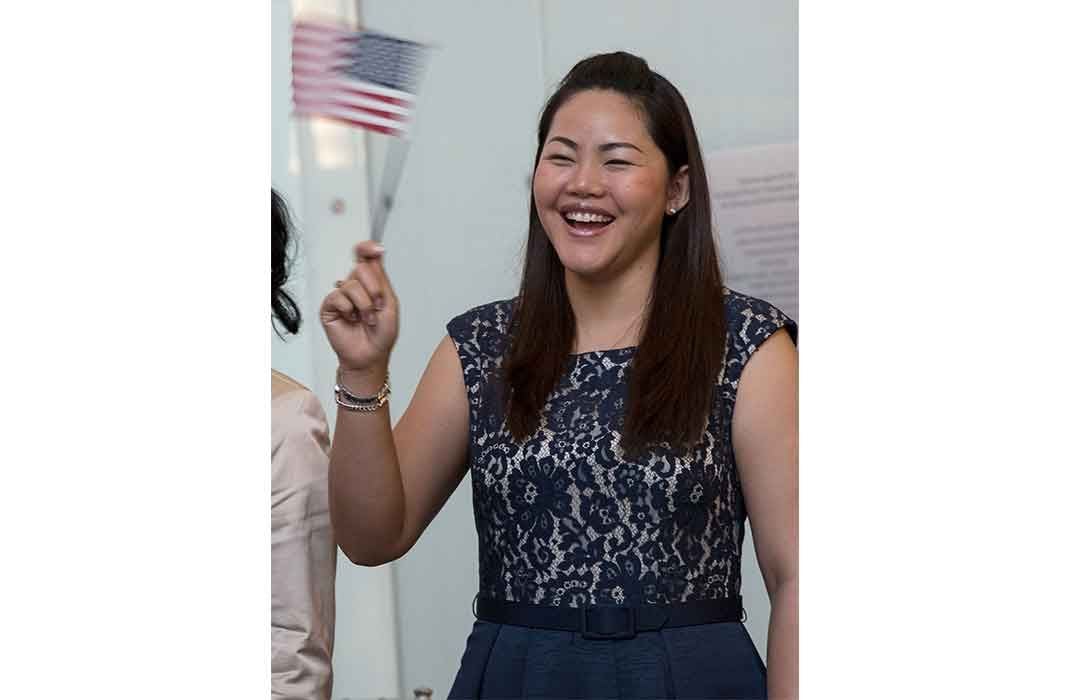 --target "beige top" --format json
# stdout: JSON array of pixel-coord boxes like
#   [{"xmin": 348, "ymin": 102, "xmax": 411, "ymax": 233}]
[{"xmin": 271, "ymin": 370, "xmax": 335, "ymax": 700}]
